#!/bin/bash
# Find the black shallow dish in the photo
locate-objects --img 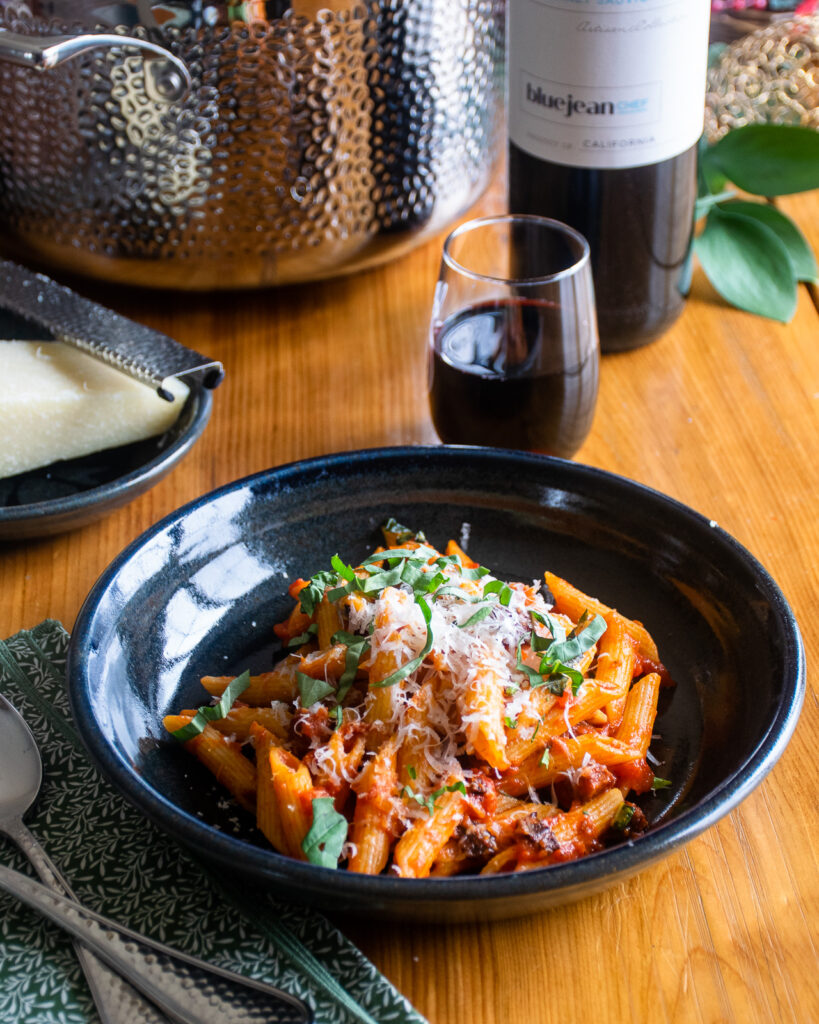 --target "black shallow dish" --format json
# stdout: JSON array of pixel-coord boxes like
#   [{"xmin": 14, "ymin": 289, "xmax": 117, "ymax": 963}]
[
  {"xmin": 0, "ymin": 387, "xmax": 212, "ymax": 540},
  {"xmin": 68, "ymin": 447, "xmax": 805, "ymax": 922}
]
